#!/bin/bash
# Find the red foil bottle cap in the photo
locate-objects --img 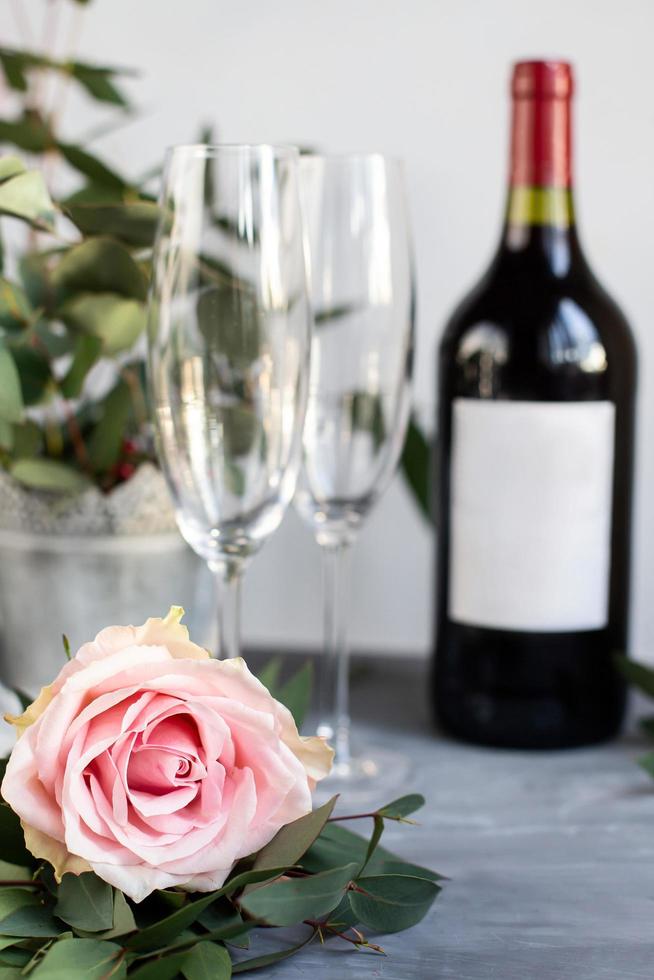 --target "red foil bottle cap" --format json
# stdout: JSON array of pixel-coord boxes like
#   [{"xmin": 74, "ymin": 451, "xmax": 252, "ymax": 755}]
[
  {"xmin": 509, "ymin": 60, "xmax": 573, "ymax": 188},
  {"xmin": 512, "ymin": 61, "xmax": 574, "ymax": 100}
]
